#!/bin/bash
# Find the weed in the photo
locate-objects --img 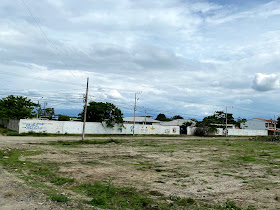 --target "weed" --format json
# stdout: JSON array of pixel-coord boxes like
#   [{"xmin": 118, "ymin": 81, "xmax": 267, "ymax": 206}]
[
  {"xmin": 50, "ymin": 177, "xmax": 75, "ymax": 186},
  {"xmin": 149, "ymin": 190, "xmax": 164, "ymax": 196},
  {"xmin": 175, "ymin": 197, "xmax": 195, "ymax": 206},
  {"xmin": 168, "ymin": 194, "xmax": 181, "ymax": 201},
  {"xmin": 154, "ymin": 180, "xmax": 165, "ymax": 183},
  {"xmin": 48, "ymin": 194, "xmax": 69, "ymax": 202},
  {"xmin": 222, "ymin": 173, "xmax": 233, "ymax": 177},
  {"xmin": 74, "ymin": 181, "xmax": 154, "ymax": 209},
  {"xmin": 47, "ymin": 139, "xmax": 122, "ymax": 146}
]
